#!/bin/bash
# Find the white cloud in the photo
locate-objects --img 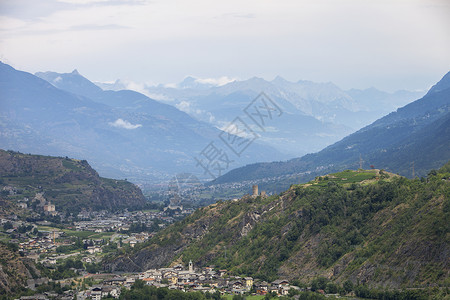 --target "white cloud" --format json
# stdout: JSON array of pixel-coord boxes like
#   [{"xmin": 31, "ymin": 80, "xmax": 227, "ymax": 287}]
[
  {"xmin": 175, "ymin": 100, "xmax": 191, "ymax": 113},
  {"xmin": 145, "ymin": 92, "xmax": 172, "ymax": 101},
  {"xmin": 108, "ymin": 118, "xmax": 142, "ymax": 129},
  {"xmin": 164, "ymin": 83, "xmax": 177, "ymax": 88},
  {"xmin": 122, "ymin": 81, "xmax": 148, "ymax": 95},
  {"xmin": 56, "ymin": 0, "xmax": 110, "ymax": 4},
  {"xmin": 195, "ymin": 76, "xmax": 236, "ymax": 86},
  {"xmin": 0, "ymin": 16, "xmax": 27, "ymax": 30}
]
